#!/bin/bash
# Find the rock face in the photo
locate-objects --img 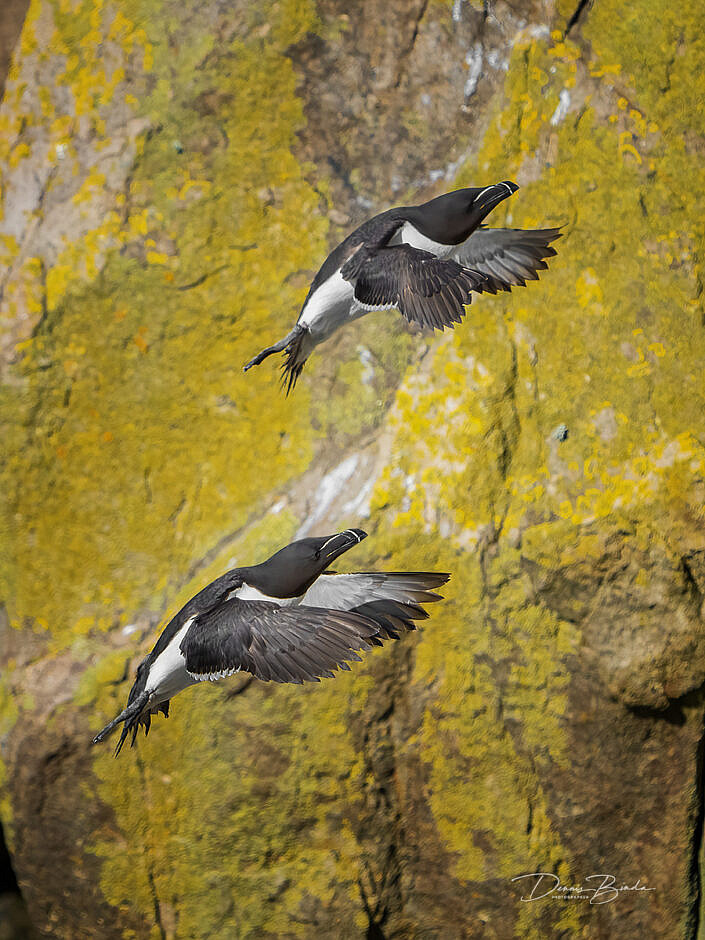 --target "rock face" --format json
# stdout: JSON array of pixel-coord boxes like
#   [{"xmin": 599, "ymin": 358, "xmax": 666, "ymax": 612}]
[{"xmin": 1, "ymin": 0, "xmax": 704, "ymax": 937}]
